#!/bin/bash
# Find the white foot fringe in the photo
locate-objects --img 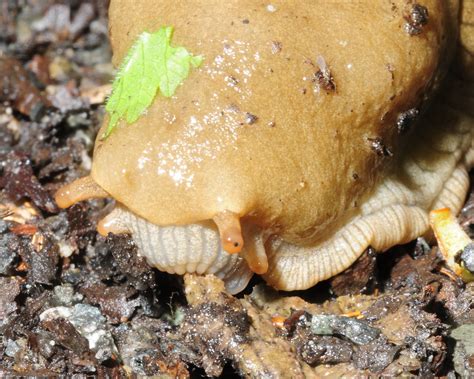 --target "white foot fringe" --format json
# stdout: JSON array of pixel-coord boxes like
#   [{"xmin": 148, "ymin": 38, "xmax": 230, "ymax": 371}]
[
  {"xmin": 264, "ymin": 204, "xmax": 429, "ymax": 290},
  {"xmin": 105, "ymin": 206, "xmax": 255, "ymax": 295}
]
